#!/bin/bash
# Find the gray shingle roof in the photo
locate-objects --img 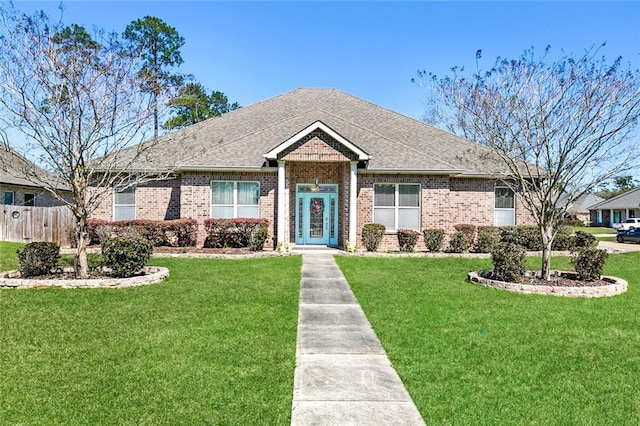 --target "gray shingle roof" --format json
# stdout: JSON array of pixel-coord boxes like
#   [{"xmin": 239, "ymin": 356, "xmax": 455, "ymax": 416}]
[
  {"xmin": 557, "ymin": 193, "xmax": 605, "ymax": 214},
  {"xmin": 115, "ymin": 88, "xmax": 516, "ymax": 175},
  {"xmin": 0, "ymin": 146, "xmax": 70, "ymax": 191},
  {"xmin": 589, "ymin": 187, "xmax": 640, "ymax": 210}
]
